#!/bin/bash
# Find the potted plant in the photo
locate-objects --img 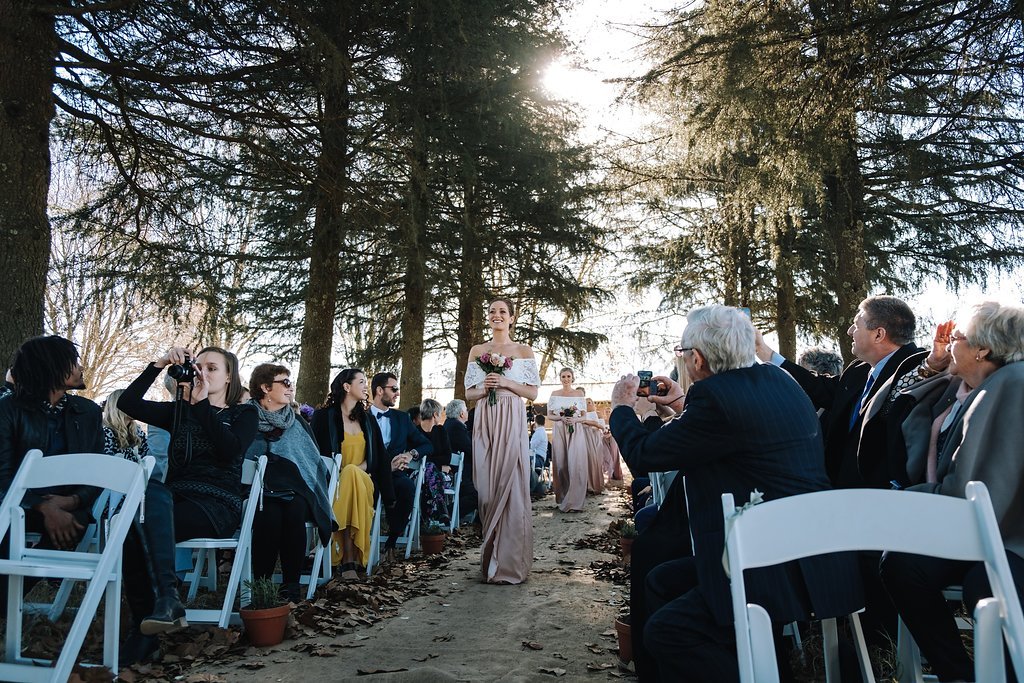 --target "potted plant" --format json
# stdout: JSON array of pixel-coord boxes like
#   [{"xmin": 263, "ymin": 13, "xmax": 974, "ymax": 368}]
[
  {"xmin": 619, "ymin": 520, "xmax": 636, "ymax": 564},
  {"xmin": 239, "ymin": 577, "xmax": 291, "ymax": 647},
  {"xmin": 614, "ymin": 612, "xmax": 632, "ymax": 669},
  {"xmin": 421, "ymin": 519, "xmax": 447, "ymax": 555}
]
